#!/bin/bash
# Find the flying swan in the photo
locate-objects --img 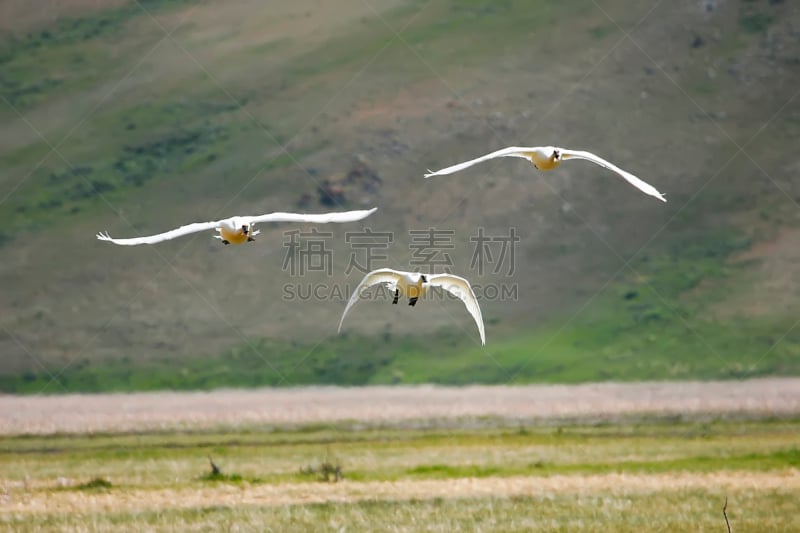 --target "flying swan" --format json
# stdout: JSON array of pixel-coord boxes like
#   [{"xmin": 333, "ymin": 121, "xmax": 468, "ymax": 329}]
[
  {"xmin": 96, "ymin": 208, "xmax": 378, "ymax": 246},
  {"xmin": 338, "ymin": 268, "xmax": 486, "ymax": 345},
  {"xmin": 424, "ymin": 146, "xmax": 666, "ymax": 202}
]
